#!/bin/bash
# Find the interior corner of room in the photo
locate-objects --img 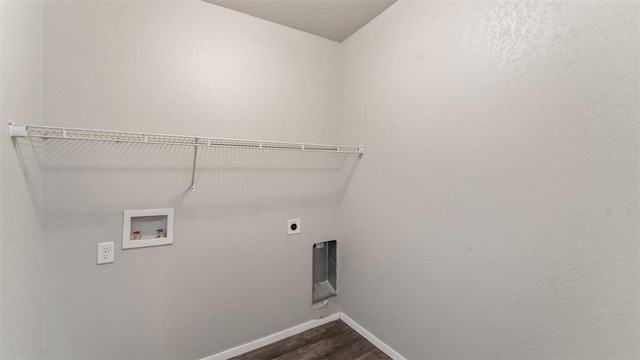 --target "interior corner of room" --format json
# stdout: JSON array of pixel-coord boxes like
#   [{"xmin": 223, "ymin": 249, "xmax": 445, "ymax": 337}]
[{"xmin": 1, "ymin": 0, "xmax": 638, "ymax": 359}]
